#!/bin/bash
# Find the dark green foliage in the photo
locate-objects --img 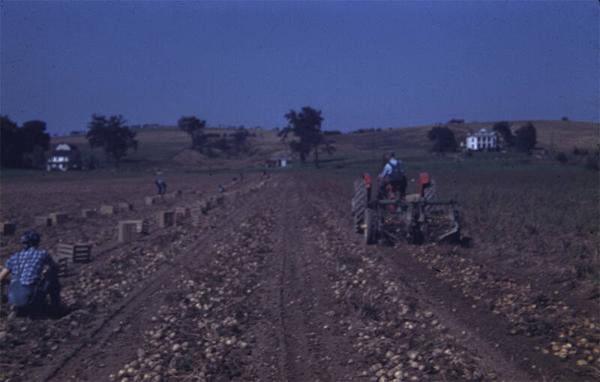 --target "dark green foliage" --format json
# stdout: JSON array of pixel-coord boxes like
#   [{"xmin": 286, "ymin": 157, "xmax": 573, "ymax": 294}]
[
  {"xmin": 82, "ymin": 152, "xmax": 100, "ymax": 170},
  {"xmin": 86, "ymin": 114, "xmax": 138, "ymax": 166},
  {"xmin": 493, "ymin": 121, "xmax": 515, "ymax": 147},
  {"xmin": 427, "ymin": 126, "xmax": 457, "ymax": 154},
  {"xmin": 279, "ymin": 106, "xmax": 335, "ymax": 167},
  {"xmin": 555, "ymin": 152, "xmax": 568, "ymax": 164},
  {"xmin": 572, "ymin": 147, "xmax": 589, "ymax": 156},
  {"xmin": 0, "ymin": 116, "xmax": 51, "ymax": 168},
  {"xmin": 352, "ymin": 128, "xmax": 382, "ymax": 134},
  {"xmin": 584, "ymin": 152, "xmax": 599, "ymax": 172},
  {"xmin": 323, "ymin": 130, "xmax": 342, "ymax": 136},
  {"xmin": 1, "ymin": 116, "xmax": 21, "ymax": 167},
  {"xmin": 177, "ymin": 116, "xmax": 206, "ymax": 149},
  {"xmin": 515, "ymin": 122, "xmax": 537, "ymax": 153},
  {"xmin": 231, "ymin": 128, "xmax": 251, "ymax": 153}
]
